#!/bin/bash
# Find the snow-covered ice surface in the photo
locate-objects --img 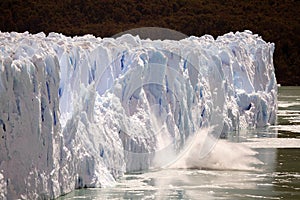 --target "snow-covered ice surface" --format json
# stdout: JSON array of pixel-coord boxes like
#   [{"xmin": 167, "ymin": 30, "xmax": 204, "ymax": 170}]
[{"xmin": 0, "ymin": 30, "xmax": 277, "ymax": 199}]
